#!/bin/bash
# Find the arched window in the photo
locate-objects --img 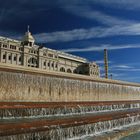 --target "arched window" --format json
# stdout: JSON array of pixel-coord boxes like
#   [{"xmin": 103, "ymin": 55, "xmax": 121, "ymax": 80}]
[
  {"xmin": 44, "ymin": 61, "xmax": 46, "ymax": 66},
  {"xmin": 67, "ymin": 69, "xmax": 72, "ymax": 73},
  {"xmin": 28, "ymin": 57, "xmax": 37, "ymax": 67},
  {"xmin": 79, "ymin": 71, "xmax": 83, "ymax": 74},
  {"xmin": 19, "ymin": 56, "xmax": 22, "ymax": 62},
  {"xmin": 73, "ymin": 69, "xmax": 77, "ymax": 74},
  {"xmin": 52, "ymin": 62, "xmax": 54, "ymax": 67},
  {"xmin": 48, "ymin": 61, "xmax": 50, "ymax": 67},
  {"xmin": 8, "ymin": 54, "xmax": 11, "ymax": 60},
  {"xmin": 55, "ymin": 63, "xmax": 58, "ymax": 68},
  {"xmin": 14, "ymin": 55, "xmax": 17, "ymax": 61},
  {"xmin": 3, "ymin": 54, "xmax": 6, "ymax": 59},
  {"xmin": 60, "ymin": 67, "xmax": 65, "ymax": 72}
]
